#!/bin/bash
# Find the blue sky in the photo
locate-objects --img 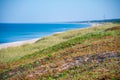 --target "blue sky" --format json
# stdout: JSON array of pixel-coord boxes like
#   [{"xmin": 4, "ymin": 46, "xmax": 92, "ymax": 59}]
[{"xmin": 0, "ymin": 0, "xmax": 120, "ymax": 23}]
